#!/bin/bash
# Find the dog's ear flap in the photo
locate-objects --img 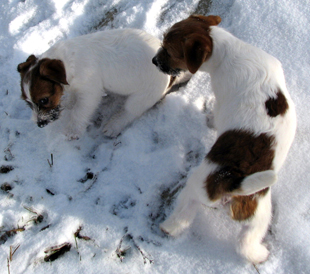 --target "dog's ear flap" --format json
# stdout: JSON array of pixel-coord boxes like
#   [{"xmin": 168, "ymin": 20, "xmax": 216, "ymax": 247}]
[
  {"xmin": 39, "ymin": 59, "xmax": 69, "ymax": 85},
  {"xmin": 17, "ymin": 55, "xmax": 37, "ymax": 73},
  {"xmin": 183, "ymin": 34, "xmax": 211, "ymax": 74},
  {"xmin": 191, "ymin": 15, "xmax": 221, "ymax": 26}
]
